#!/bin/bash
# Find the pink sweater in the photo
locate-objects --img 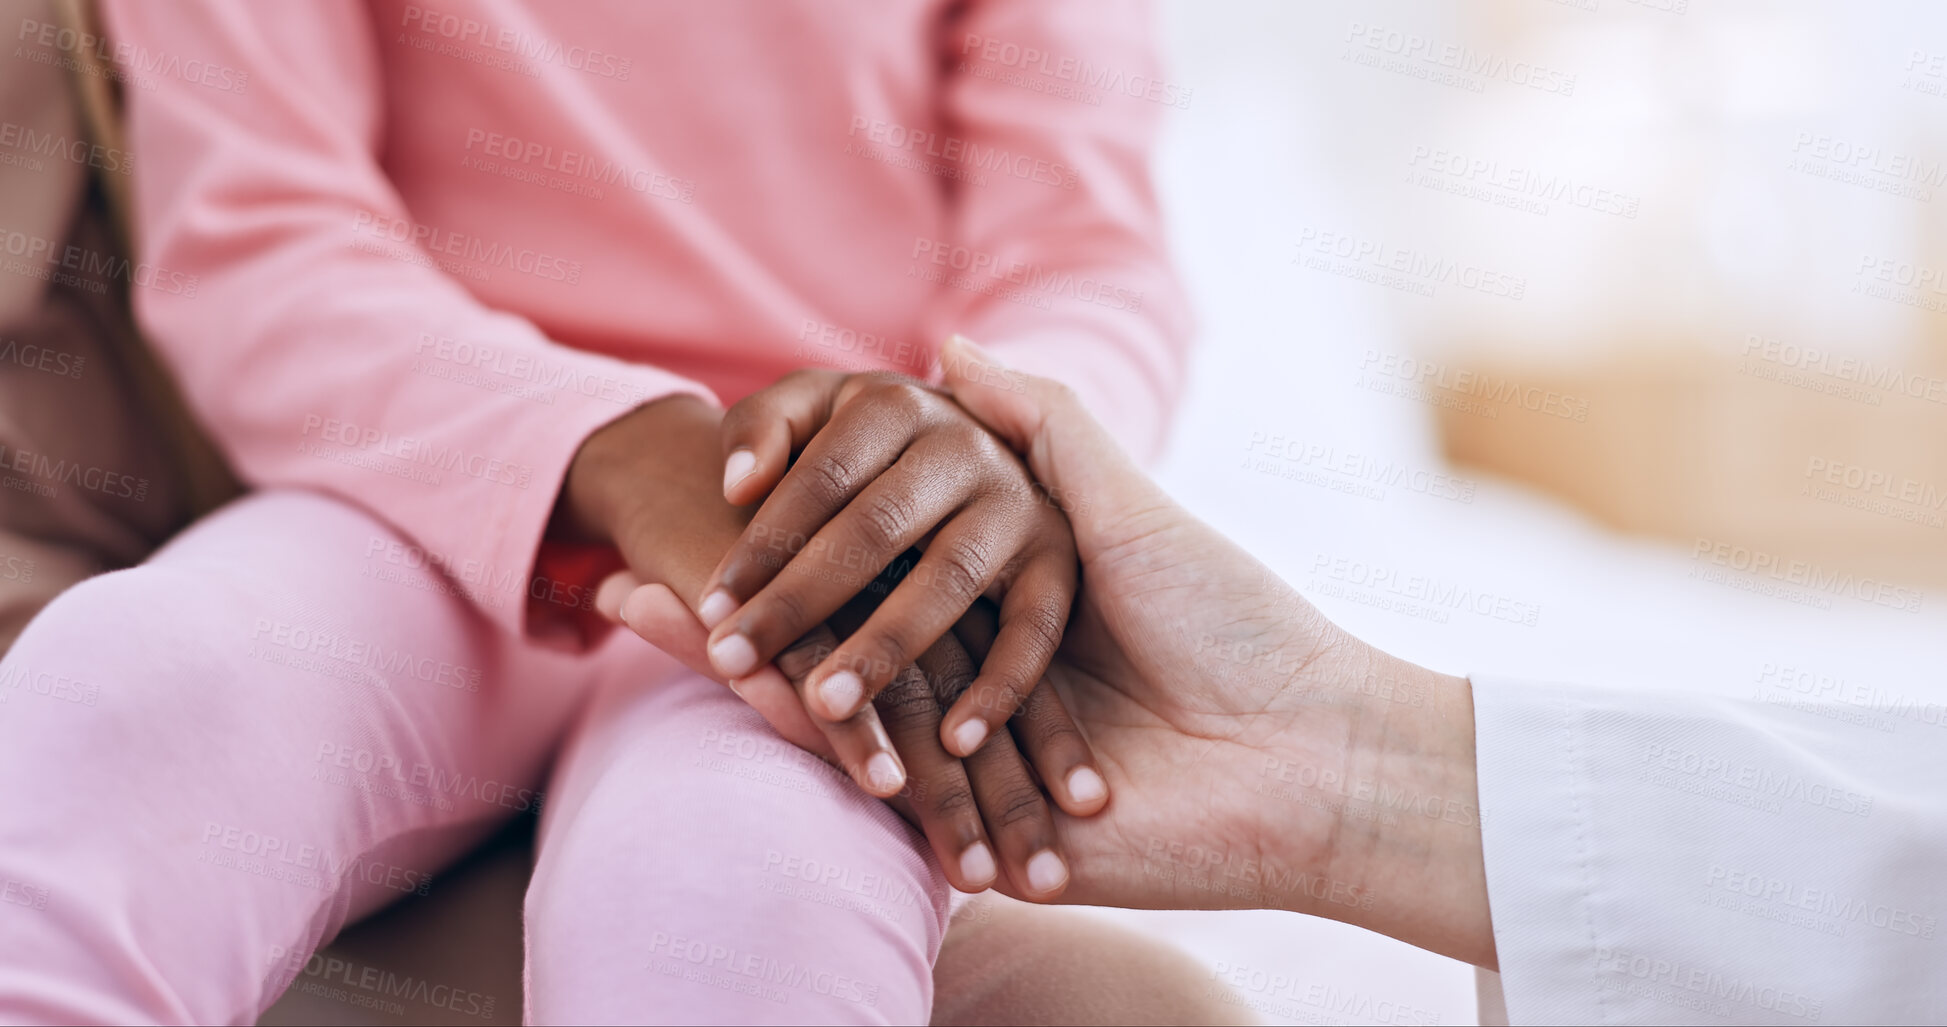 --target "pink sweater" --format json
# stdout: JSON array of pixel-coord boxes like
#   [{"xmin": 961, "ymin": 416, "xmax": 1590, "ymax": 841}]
[{"xmin": 98, "ymin": 0, "xmax": 1191, "ymax": 638}]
